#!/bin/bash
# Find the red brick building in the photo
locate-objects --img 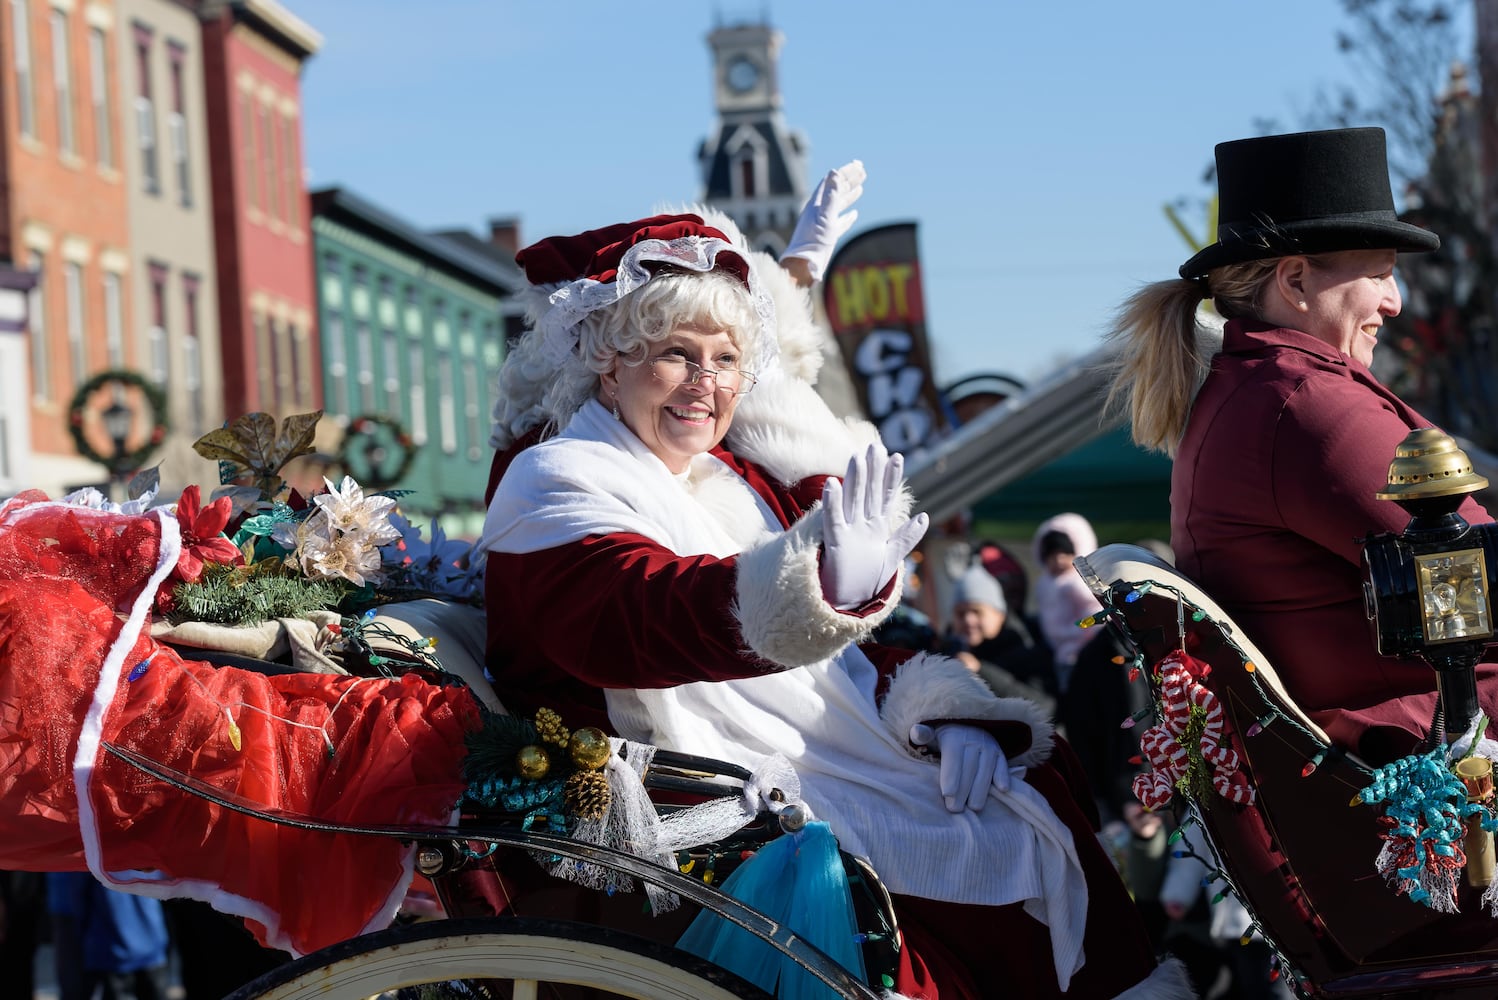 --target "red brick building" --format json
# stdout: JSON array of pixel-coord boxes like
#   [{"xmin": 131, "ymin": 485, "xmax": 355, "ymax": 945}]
[
  {"xmin": 1, "ymin": 0, "xmax": 134, "ymax": 491},
  {"xmin": 199, "ymin": 0, "xmax": 320, "ymax": 420}
]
